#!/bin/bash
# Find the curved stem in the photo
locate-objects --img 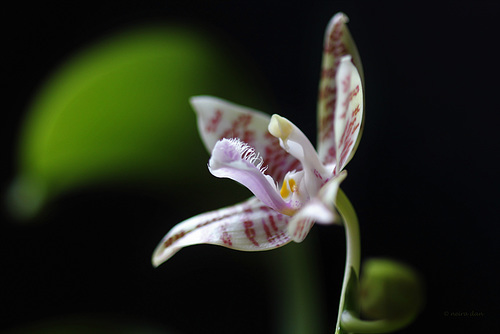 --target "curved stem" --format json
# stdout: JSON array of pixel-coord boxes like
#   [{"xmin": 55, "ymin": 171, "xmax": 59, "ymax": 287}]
[
  {"xmin": 341, "ymin": 310, "xmax": 418, "ymax": 333},
  {"xmin": 334, "ymin": 188, "xmax": 361, "ymax": 334},
  {"xmin": 334, "ymin": 190, "xmax": 420, "ymax": 334}
]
